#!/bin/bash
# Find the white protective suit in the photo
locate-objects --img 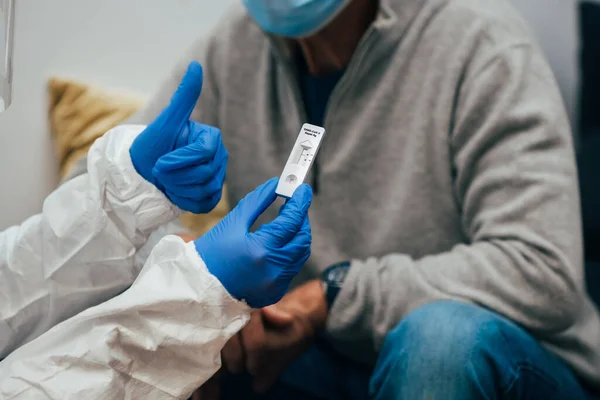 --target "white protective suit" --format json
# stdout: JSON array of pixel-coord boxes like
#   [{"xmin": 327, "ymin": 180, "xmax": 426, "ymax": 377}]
[{"xmin": 0, "ymin": 126, "xmax": 251, "ymax": 399}]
